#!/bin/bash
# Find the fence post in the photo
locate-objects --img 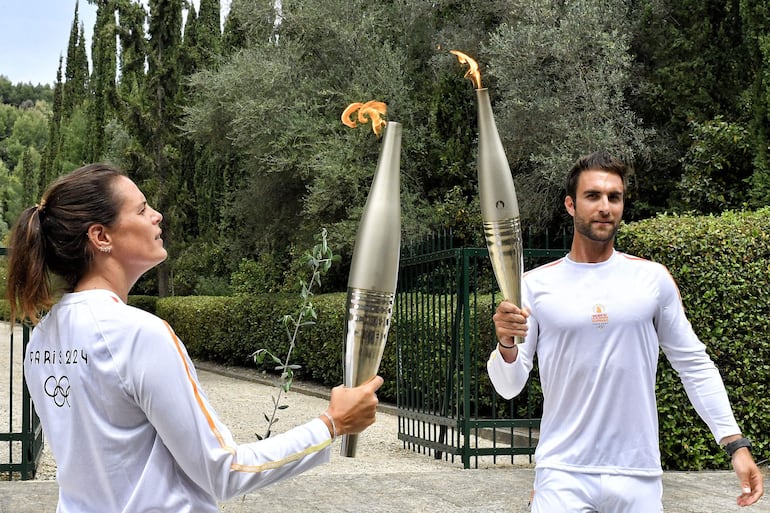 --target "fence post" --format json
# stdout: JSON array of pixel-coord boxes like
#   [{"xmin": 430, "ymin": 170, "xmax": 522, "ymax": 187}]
[{"xmin": 460, "ymin": 248, "xmax": 473, "ymax": 469}]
